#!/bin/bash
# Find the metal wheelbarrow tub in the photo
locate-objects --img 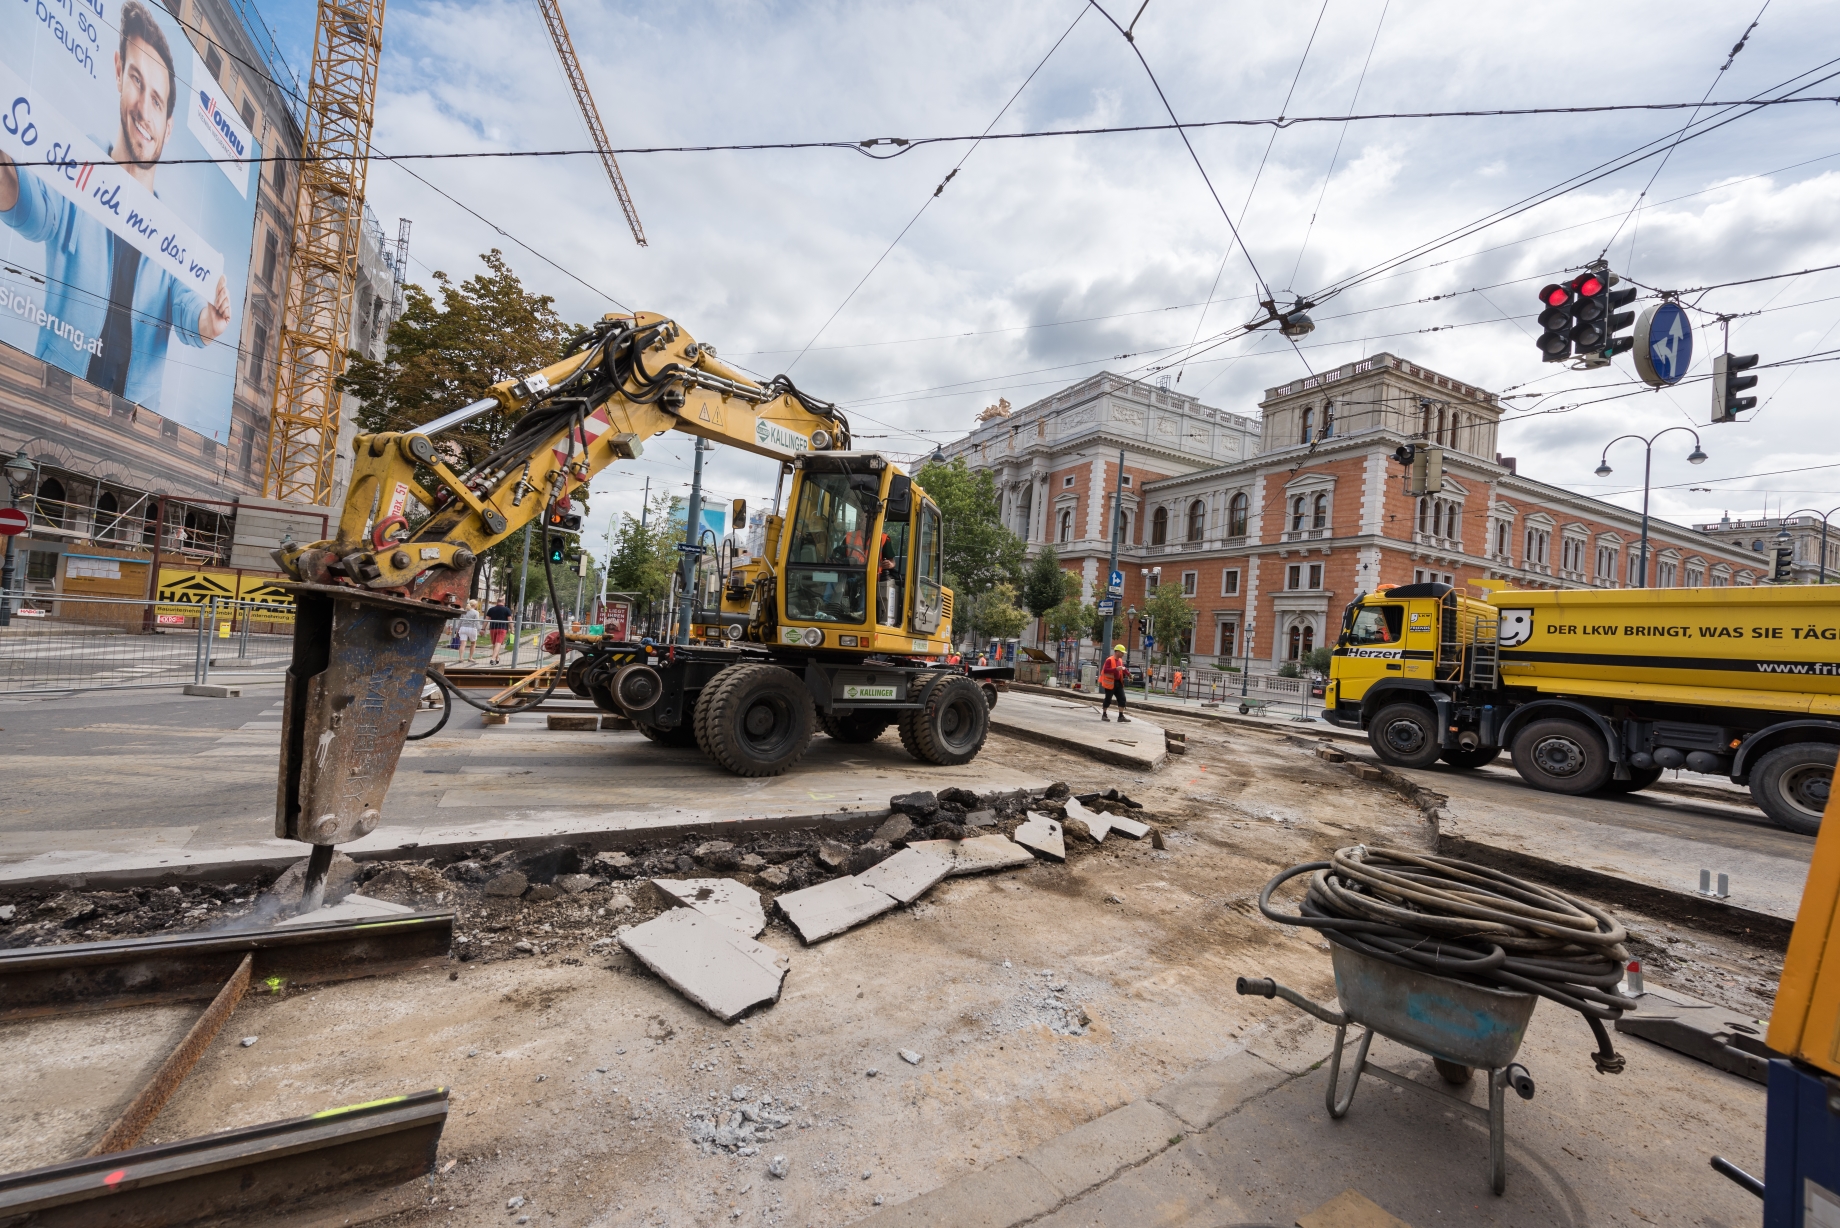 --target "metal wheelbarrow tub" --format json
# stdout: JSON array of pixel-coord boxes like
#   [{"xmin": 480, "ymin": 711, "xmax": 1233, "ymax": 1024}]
[{"xmin": 1238, "ymin": 944, "xmax": 1539, "ymax": 1196}]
